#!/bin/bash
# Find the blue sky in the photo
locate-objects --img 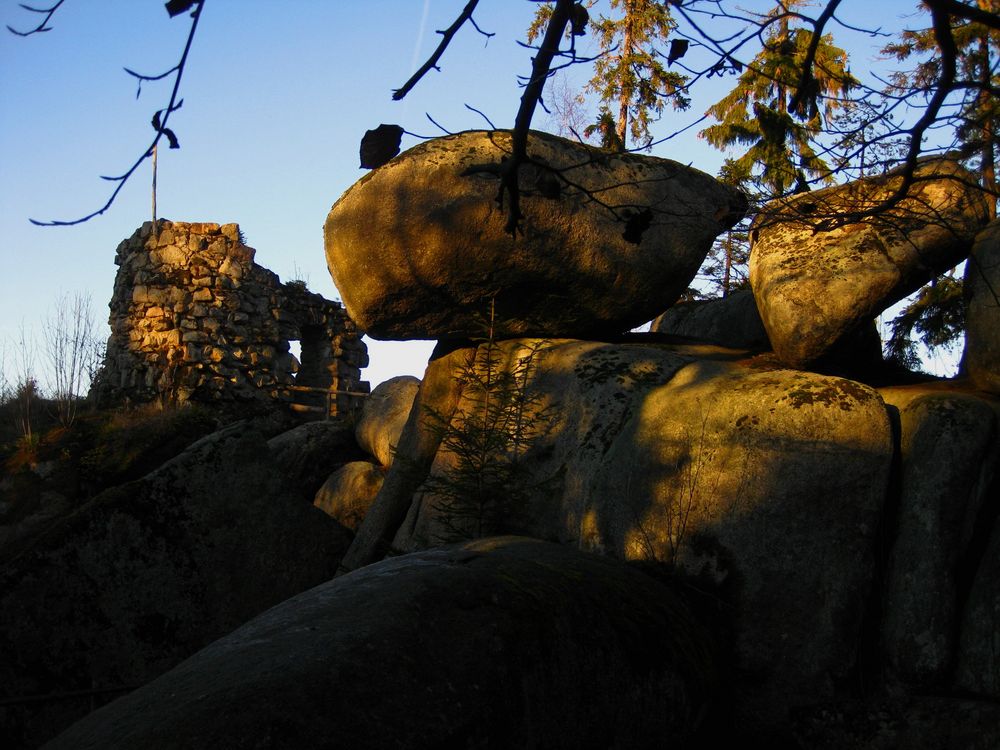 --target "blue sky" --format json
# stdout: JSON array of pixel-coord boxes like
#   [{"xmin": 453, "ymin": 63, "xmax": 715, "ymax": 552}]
[{"xmin": 1, "ymin": 1, "xmax": 942, "ymax": 390}]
